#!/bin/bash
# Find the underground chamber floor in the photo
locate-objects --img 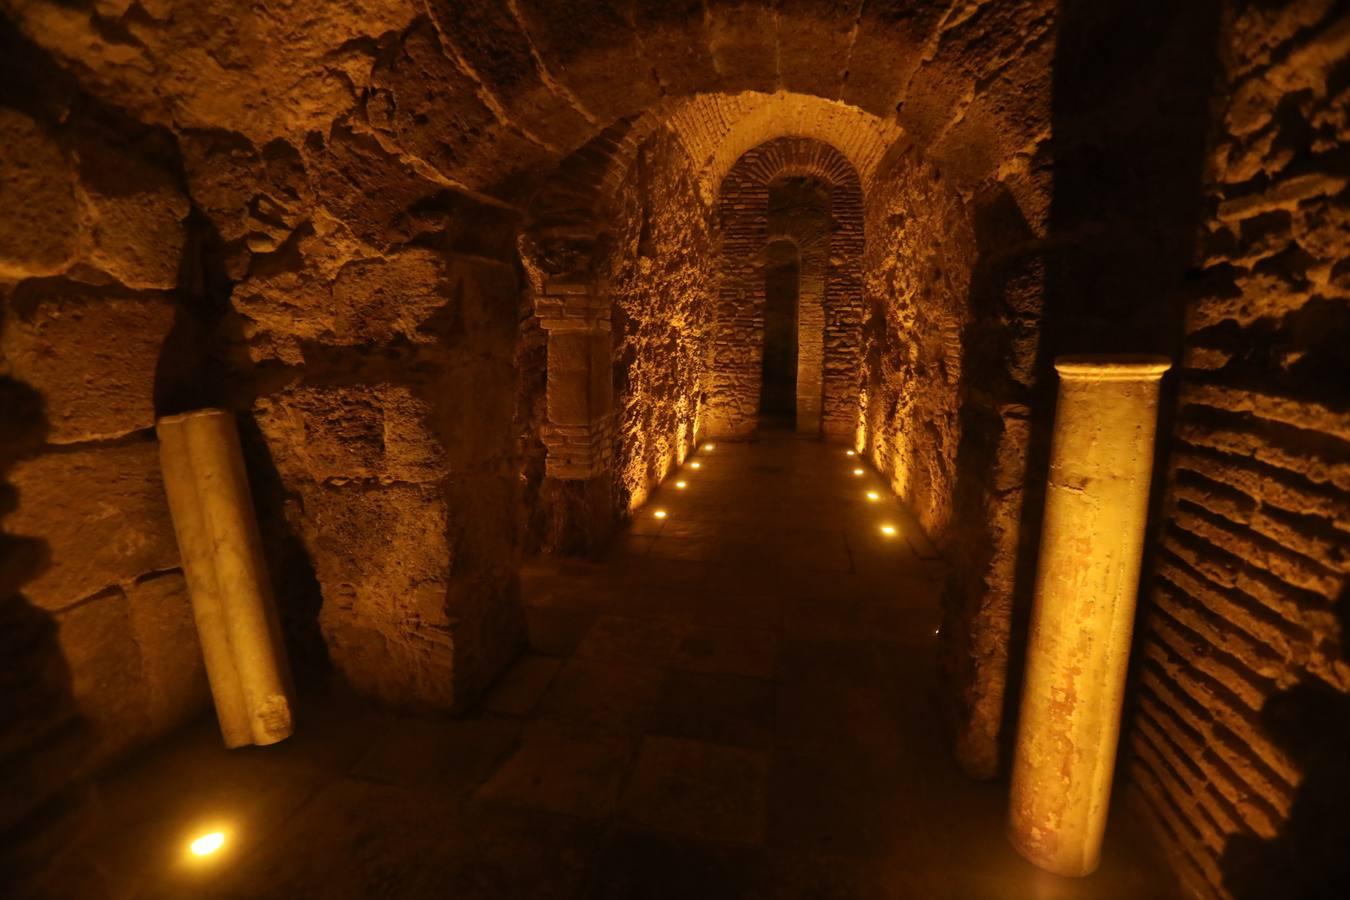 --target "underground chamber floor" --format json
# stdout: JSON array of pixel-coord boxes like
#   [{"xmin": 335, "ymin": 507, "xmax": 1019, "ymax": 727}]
[{"xmin": 66, "ymin": 429, "xmax": 1176, "ymax": 899}]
